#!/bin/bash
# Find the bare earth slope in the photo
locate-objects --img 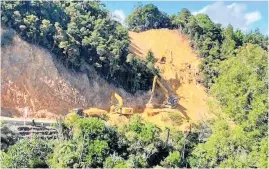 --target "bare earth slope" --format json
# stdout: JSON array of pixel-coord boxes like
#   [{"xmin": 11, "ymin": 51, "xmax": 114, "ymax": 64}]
[
  {"xmin": 1, "ymin": 28, "xmax": 210, "ymax": 129},
  {"xmin": 1, "ymin": 29, "xmax": 149, "ymax": 118},
  {"xmin": 129, "ymin": 29, "xmax": 210, "ymax": 127}
]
